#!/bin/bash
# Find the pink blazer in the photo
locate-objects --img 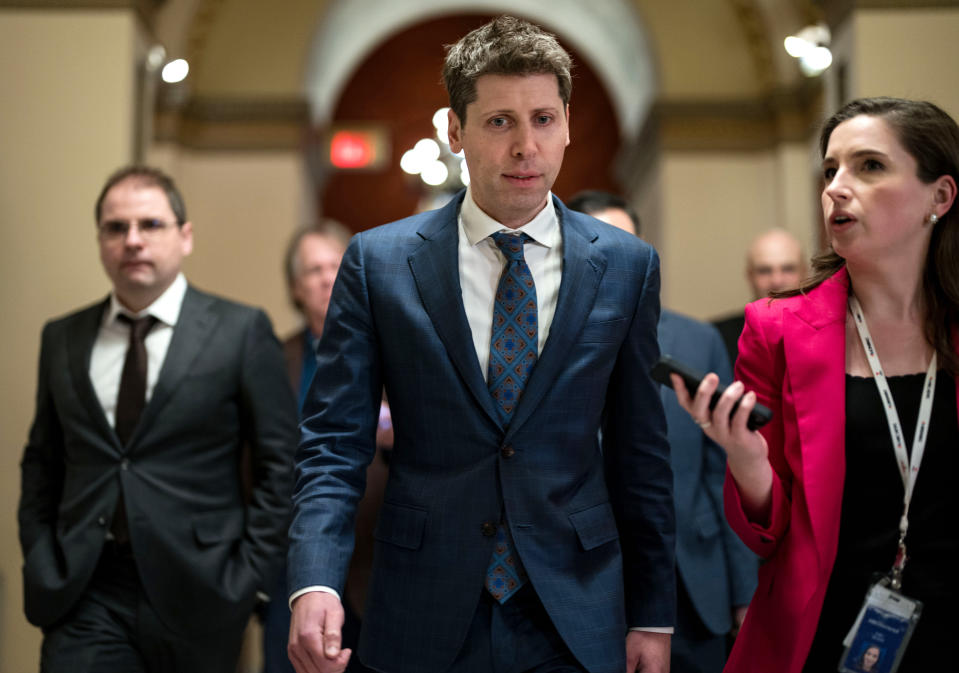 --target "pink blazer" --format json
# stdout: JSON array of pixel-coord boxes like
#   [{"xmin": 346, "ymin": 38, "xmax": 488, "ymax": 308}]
[{"xmin": 722, "ymin": 268, "xmax": 959, "ymax": 673}]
